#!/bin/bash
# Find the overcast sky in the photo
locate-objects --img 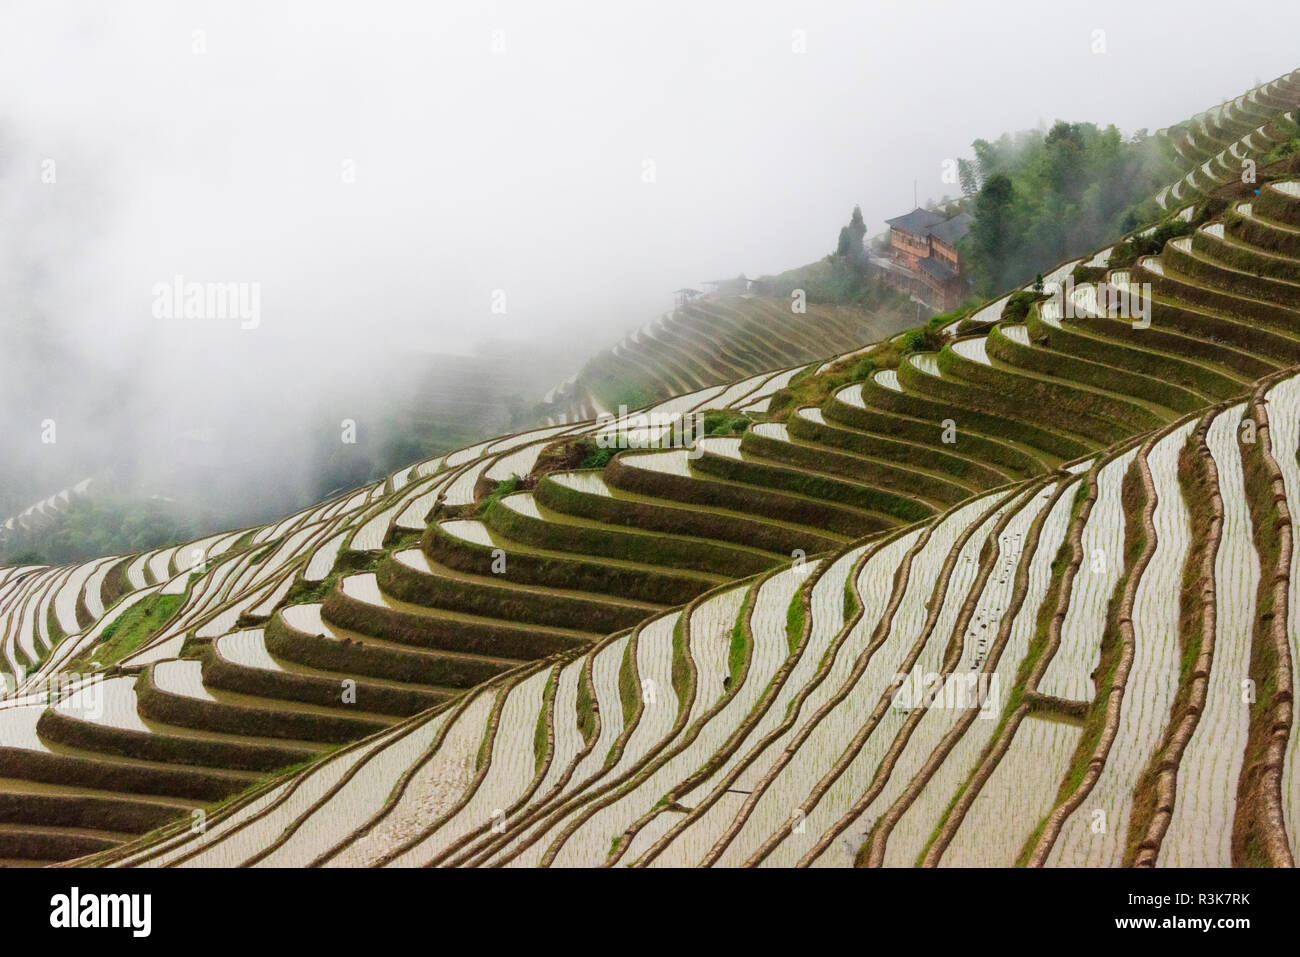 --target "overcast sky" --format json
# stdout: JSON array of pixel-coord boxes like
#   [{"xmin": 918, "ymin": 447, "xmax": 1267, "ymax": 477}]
[{"xmin": 3, "ymin": 0, "xmax": 1300, "ymax": 512}]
